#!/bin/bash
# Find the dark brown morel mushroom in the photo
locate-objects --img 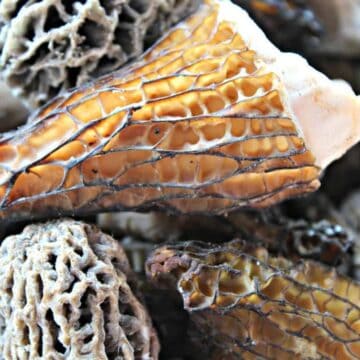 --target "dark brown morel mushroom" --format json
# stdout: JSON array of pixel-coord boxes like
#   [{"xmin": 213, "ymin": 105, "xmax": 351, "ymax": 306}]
[
  {"xmin": 0, "ymin": 219, "xmax": 159, "ymax": 359},
  {"xmin": 0, "ymin": 0, "xmax": 359, "ymax": 221},
  {"xmin": 232, "ymin": 0, "xmax": 323, "ymax": 52},
  {"xmin": 147, "ymin": 240, "xmax": 360, "ymax": 359},
  {"xmin": 227, "ymin": 211, "xmax": 354, "ymax": 267},
  {"xmin": 0, "ymin": 0, "xmax": 199, "ymax": 108}
]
